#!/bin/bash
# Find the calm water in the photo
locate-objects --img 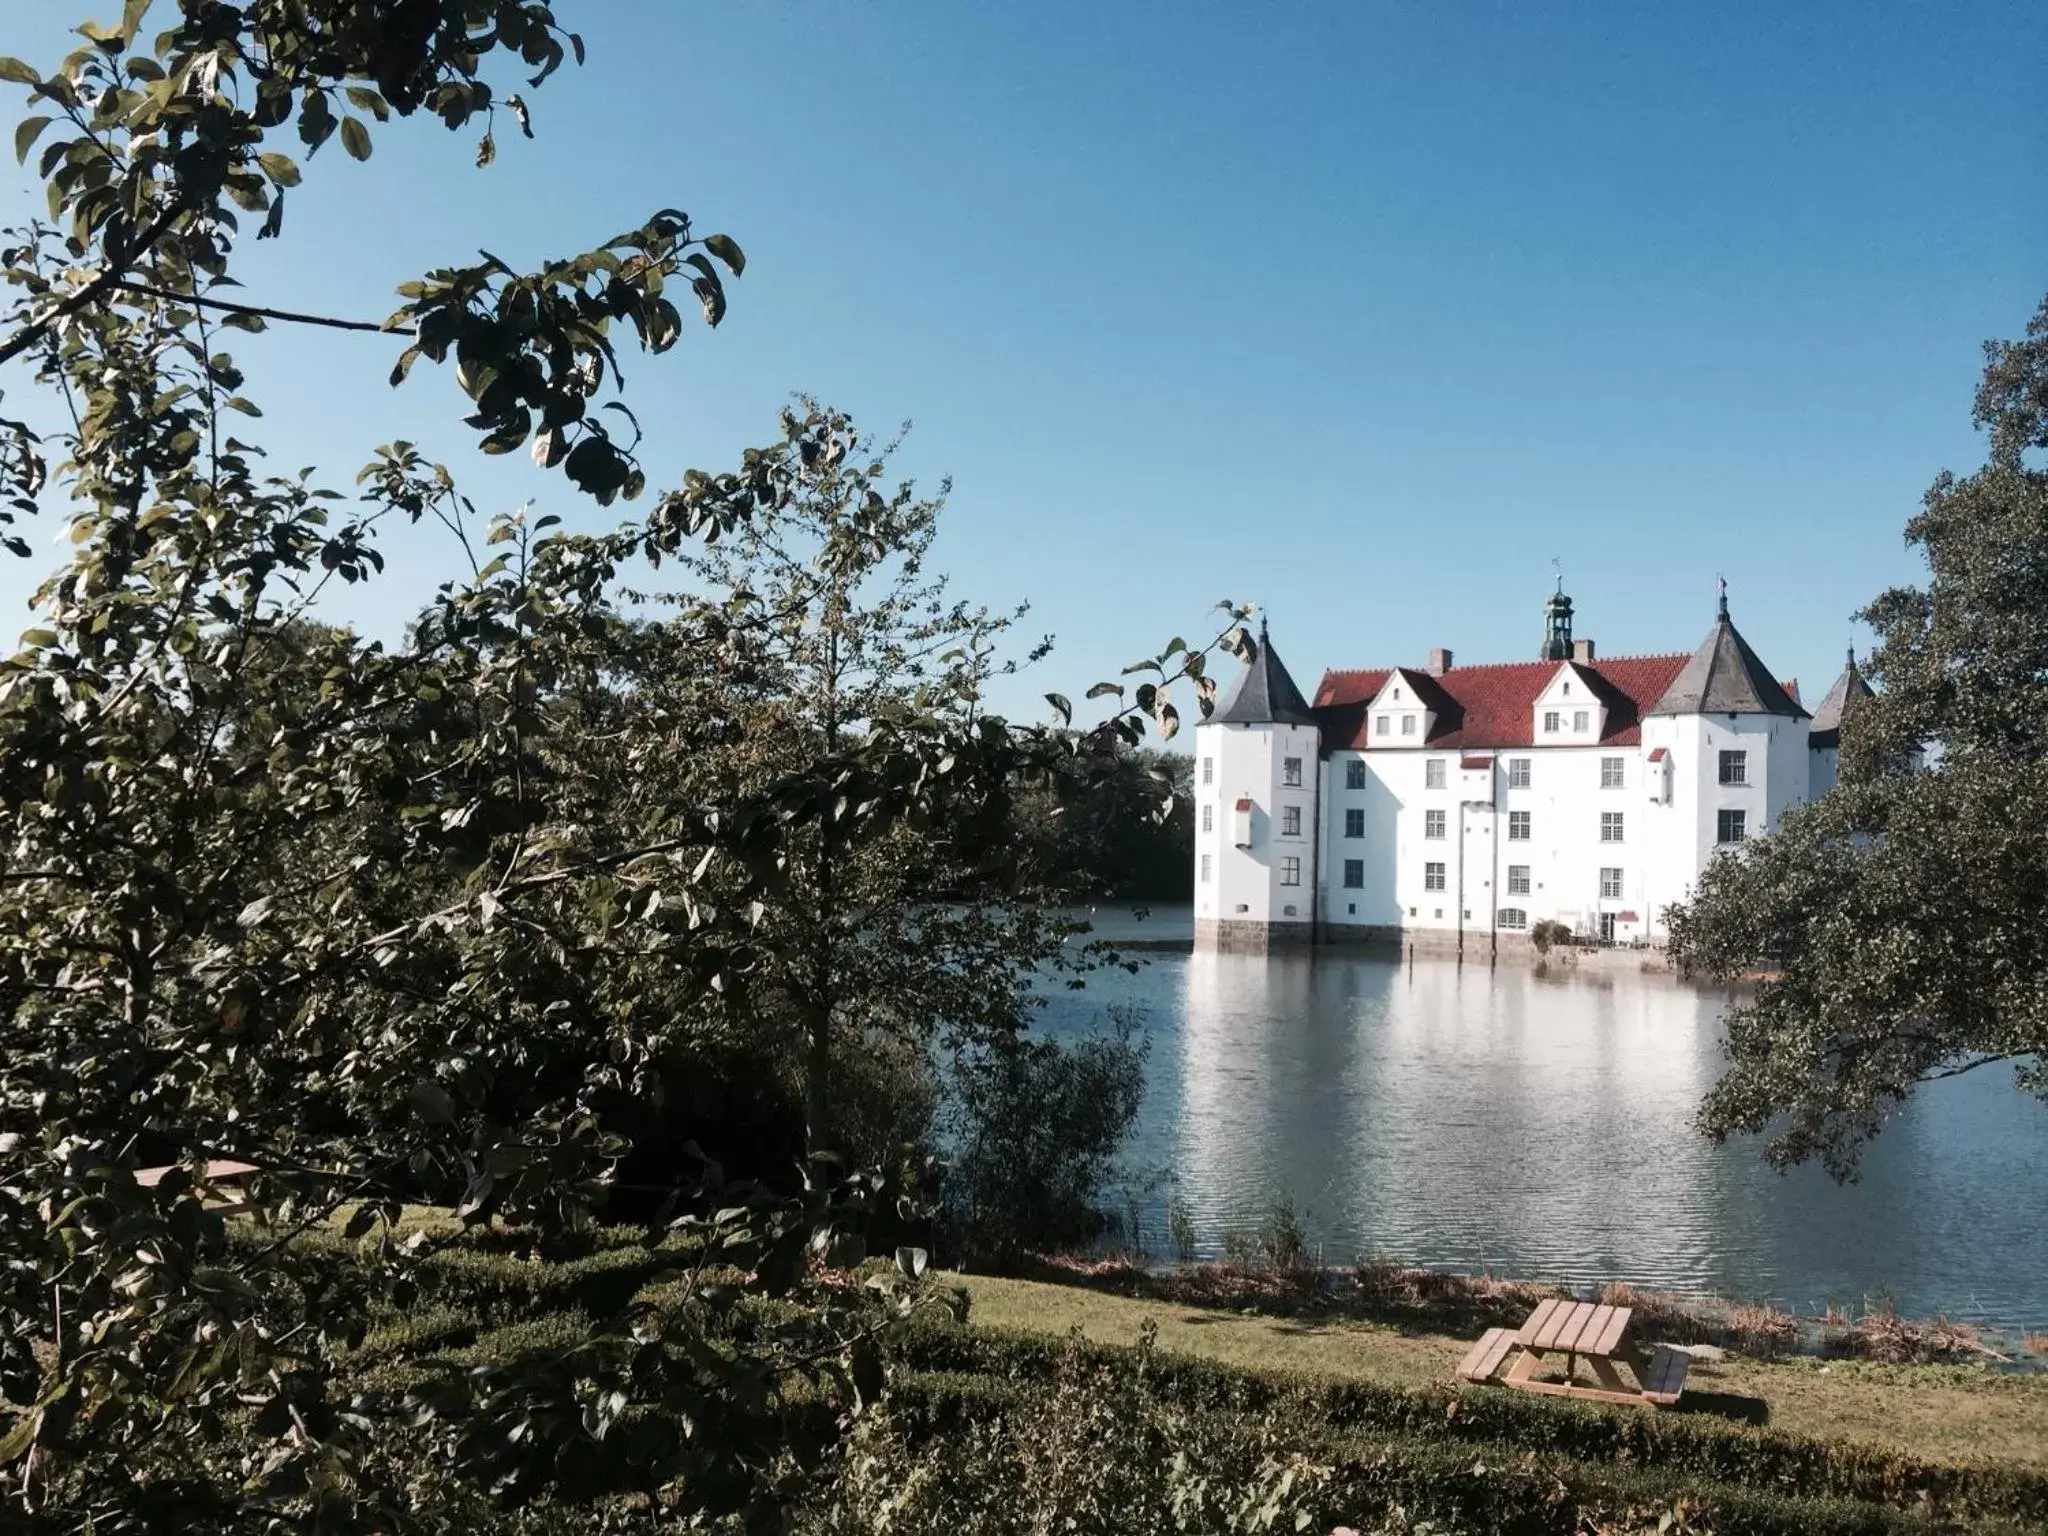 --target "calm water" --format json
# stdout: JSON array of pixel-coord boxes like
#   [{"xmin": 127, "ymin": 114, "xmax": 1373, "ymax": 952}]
[{"xmin": 1038, "ymin": 905, "xmax": 2048, "ymax": 1330}]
